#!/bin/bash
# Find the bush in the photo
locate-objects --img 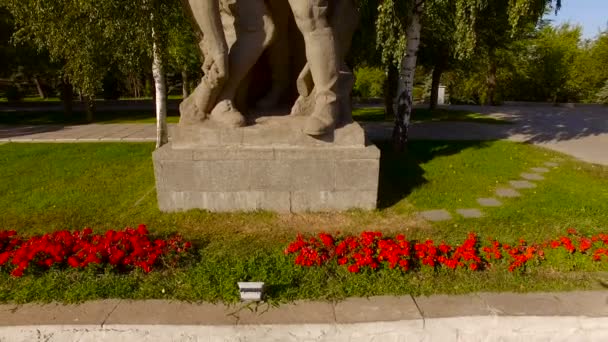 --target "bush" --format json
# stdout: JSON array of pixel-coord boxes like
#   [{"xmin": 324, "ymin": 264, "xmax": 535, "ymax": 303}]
[
  {"xmin": 596, "ymin": 81, "xmax": 608, "ymax": 104},
  {"xmin": 353, "ymin": 66, "xmax": 386, "ymax": 99},
  {"xmin": 4, "ymin": 84, "xmax": 23, "ymax": 102}
]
